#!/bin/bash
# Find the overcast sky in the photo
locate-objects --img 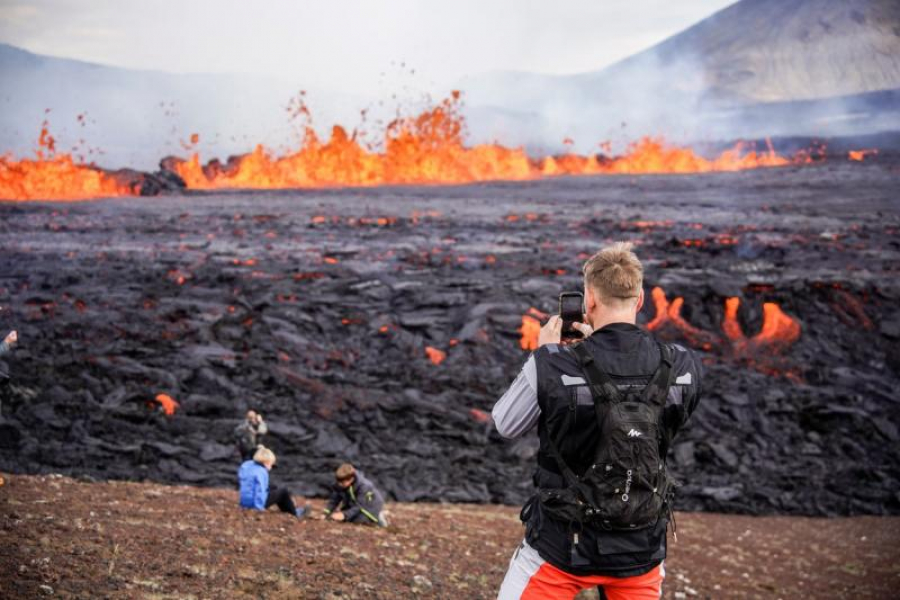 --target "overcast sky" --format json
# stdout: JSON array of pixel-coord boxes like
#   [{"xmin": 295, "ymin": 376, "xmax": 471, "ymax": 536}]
[{"xmin": 1, "ymin": 0, "xmax": 736, "ymax": 94}]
